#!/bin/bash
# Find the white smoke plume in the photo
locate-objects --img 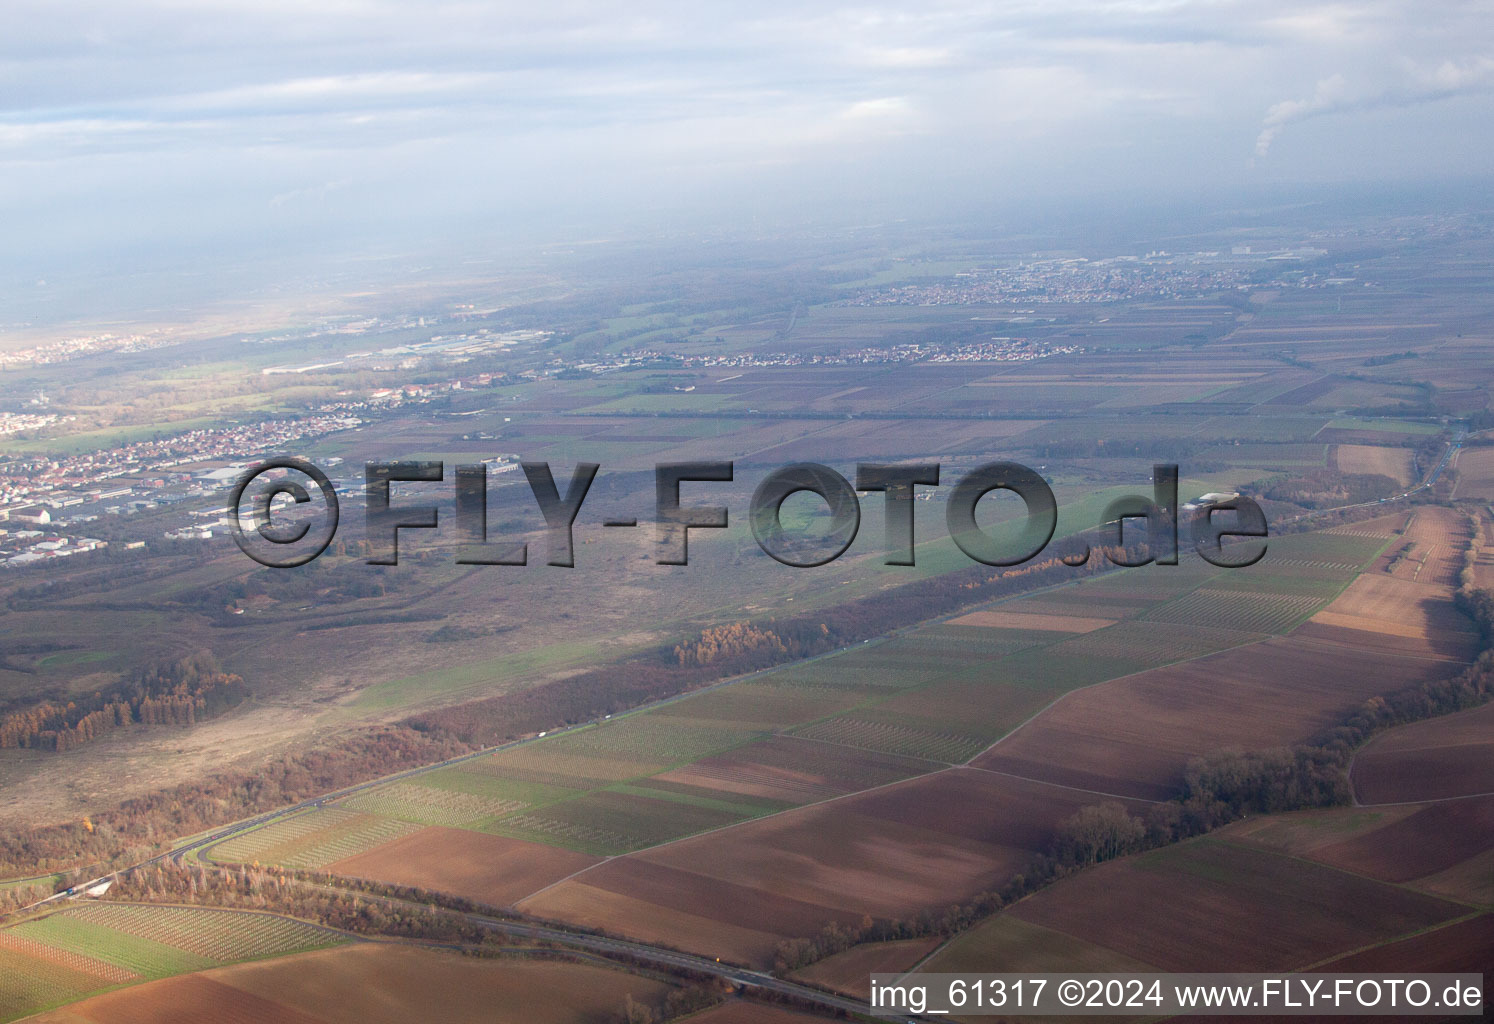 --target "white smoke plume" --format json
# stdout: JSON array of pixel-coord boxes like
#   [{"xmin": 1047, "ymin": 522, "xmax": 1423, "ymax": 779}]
[{"xmin": 1255, "ymin": 56, "xmax": 1494, "ymax": 158}]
